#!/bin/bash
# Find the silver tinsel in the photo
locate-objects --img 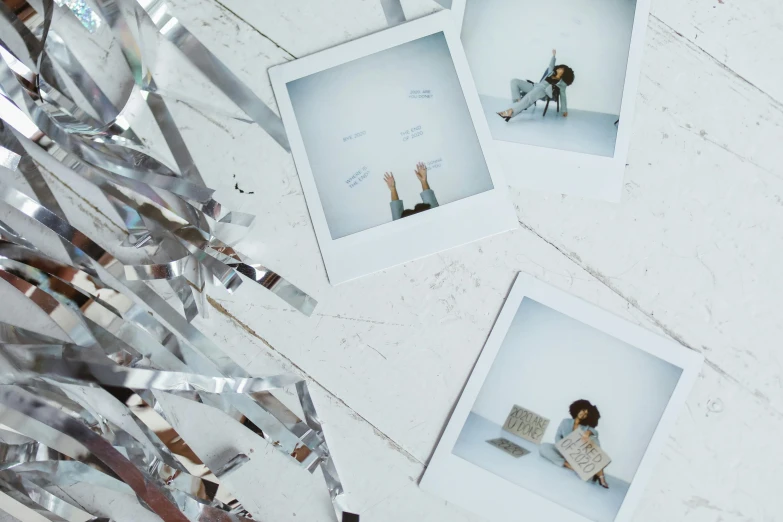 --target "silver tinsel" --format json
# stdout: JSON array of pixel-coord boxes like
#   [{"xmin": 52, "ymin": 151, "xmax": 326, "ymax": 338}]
[{"xmin": 0, "ymin": 0, "xmax": 357, "ymax": 520}]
